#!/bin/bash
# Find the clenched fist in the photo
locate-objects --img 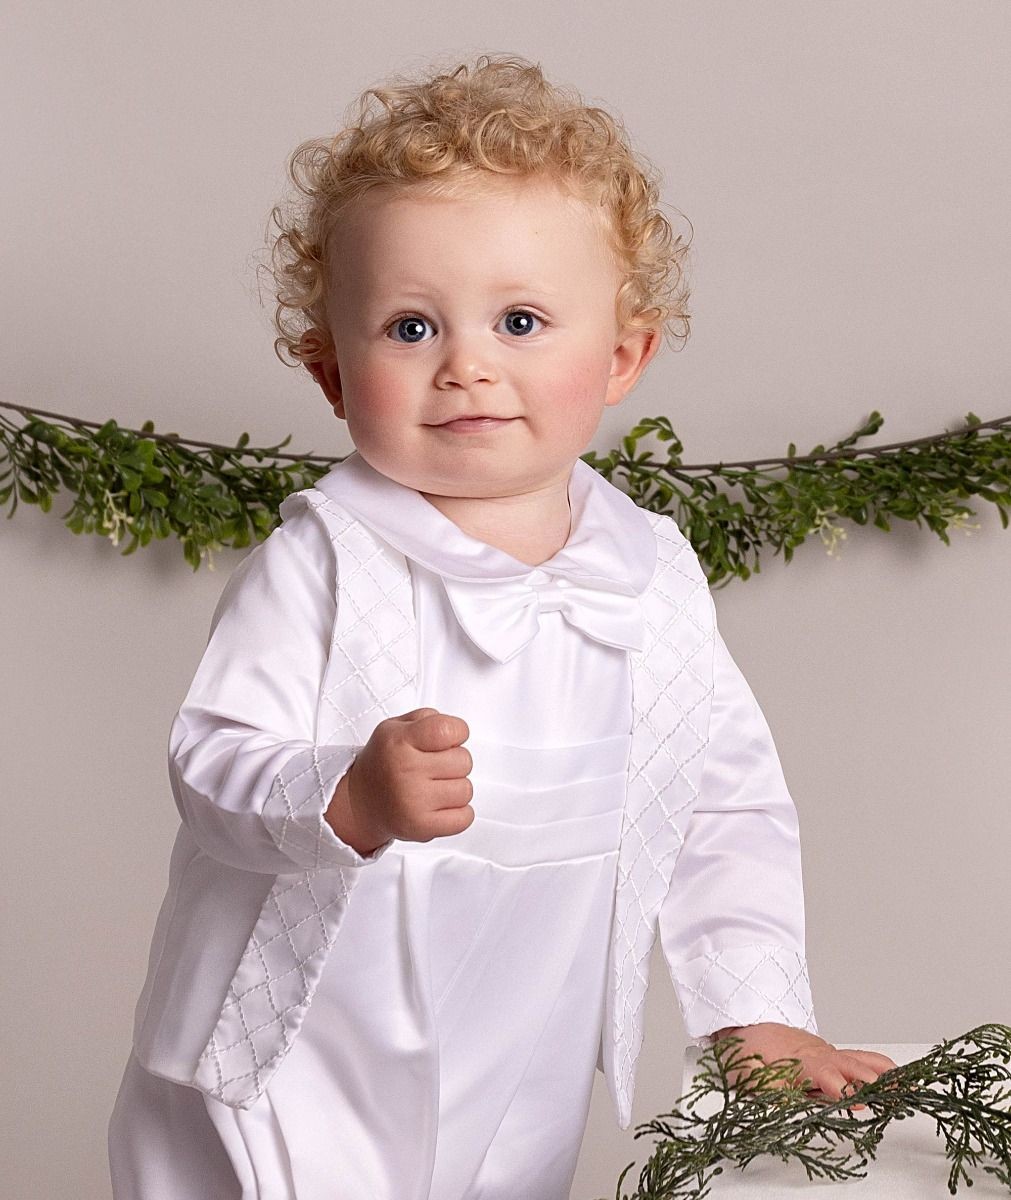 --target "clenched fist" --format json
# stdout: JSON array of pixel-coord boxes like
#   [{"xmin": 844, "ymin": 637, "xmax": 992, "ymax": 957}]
[{"xmin": 325, "ymin": 708, "xmax": 475, "ymax": 855}]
